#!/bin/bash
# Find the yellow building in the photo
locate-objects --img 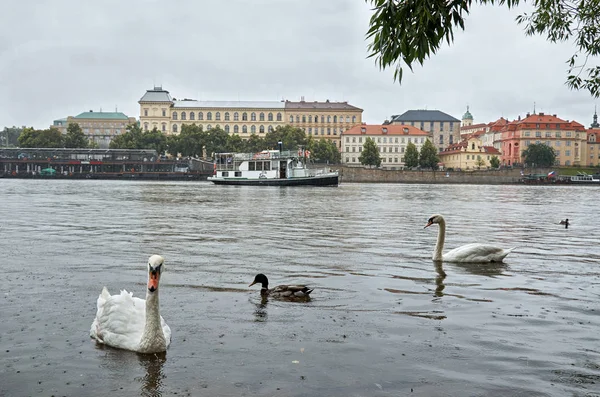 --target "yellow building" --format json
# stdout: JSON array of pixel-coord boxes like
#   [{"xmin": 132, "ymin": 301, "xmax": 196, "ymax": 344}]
[
  {"xmin": 439, "ymin": 133, "xmax": 501, "ymax": 170},
  {"xmin": 284, "ymin": 98, "xmax": 363, "ymax": 148},
  {"xmin": 341, "ymin": 124, "xmax": 430, "ymax": 169},
  {"xmin": 138, "ymin": 87, "xmax": 363, "ymax": 145},
  {"xmin": 52, "ymin": 110, "xmax": 136, "ymax": 149}
]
